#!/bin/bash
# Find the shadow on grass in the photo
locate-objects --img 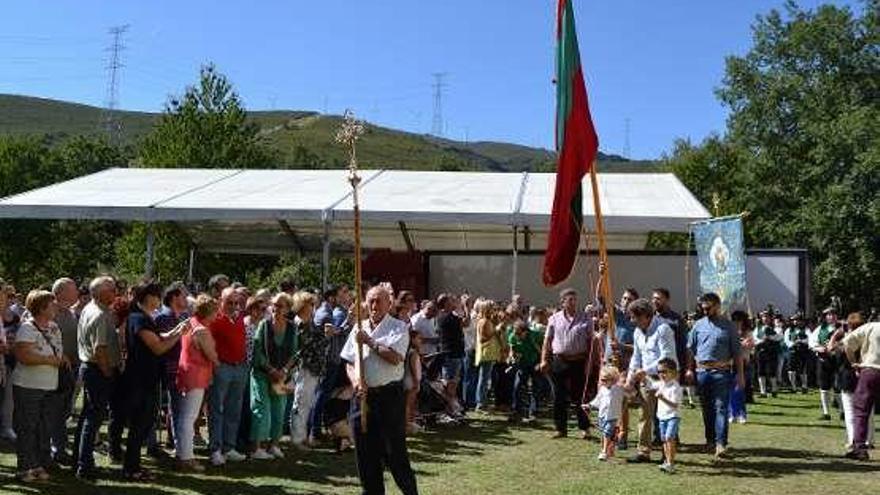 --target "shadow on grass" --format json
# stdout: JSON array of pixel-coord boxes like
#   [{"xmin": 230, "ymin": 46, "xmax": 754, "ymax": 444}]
[
  {"xmin": 746, "ymin": 421, "xmax": 843, "ymax": 429},
  {"xmin": 680, "ymin": 447, "xmax": 876, "ymax": 479}
]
